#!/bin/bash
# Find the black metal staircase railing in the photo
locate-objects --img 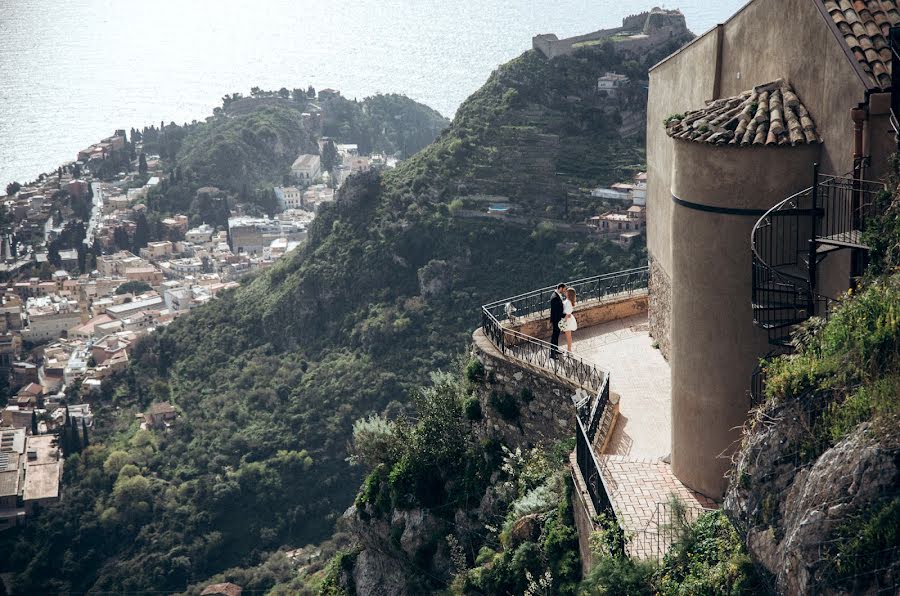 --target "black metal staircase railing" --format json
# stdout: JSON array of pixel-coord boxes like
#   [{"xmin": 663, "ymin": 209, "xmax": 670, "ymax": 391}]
[{"xmin": 749, "ymin": 166, "xmax": 884, "ymax": 405}]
